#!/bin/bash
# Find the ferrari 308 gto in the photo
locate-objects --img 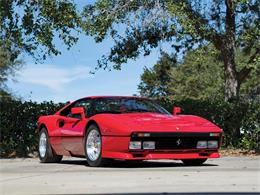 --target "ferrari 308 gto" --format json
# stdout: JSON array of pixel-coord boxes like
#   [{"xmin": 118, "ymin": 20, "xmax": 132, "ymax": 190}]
[{"xmin": 37, "ymin": 96, "xmax": 223, "ymax": 167}]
